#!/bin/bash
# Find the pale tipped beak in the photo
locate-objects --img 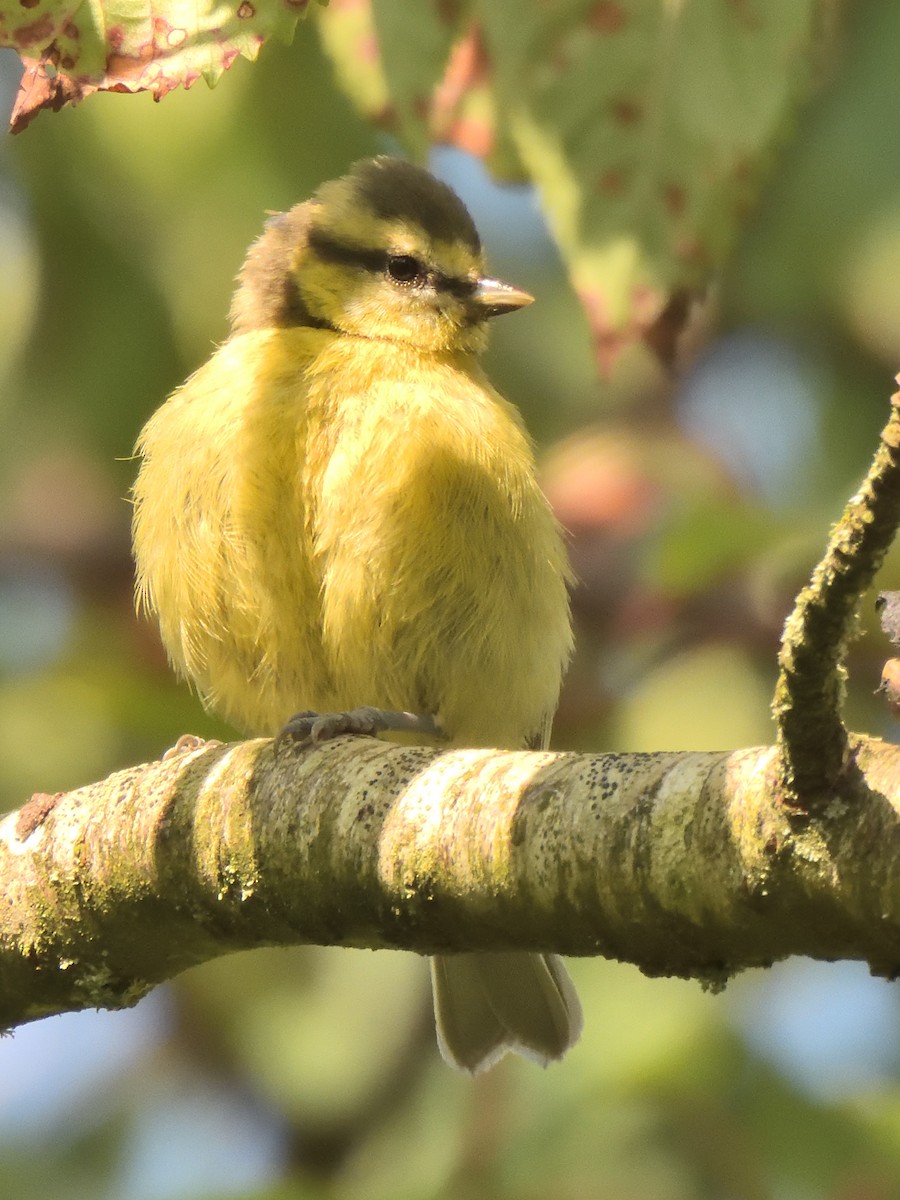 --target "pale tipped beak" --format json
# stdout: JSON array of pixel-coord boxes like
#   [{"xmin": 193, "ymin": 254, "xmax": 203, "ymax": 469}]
[{"xmin": 473, "ymin": 276, "xmax": 535, "ymax": 318}]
